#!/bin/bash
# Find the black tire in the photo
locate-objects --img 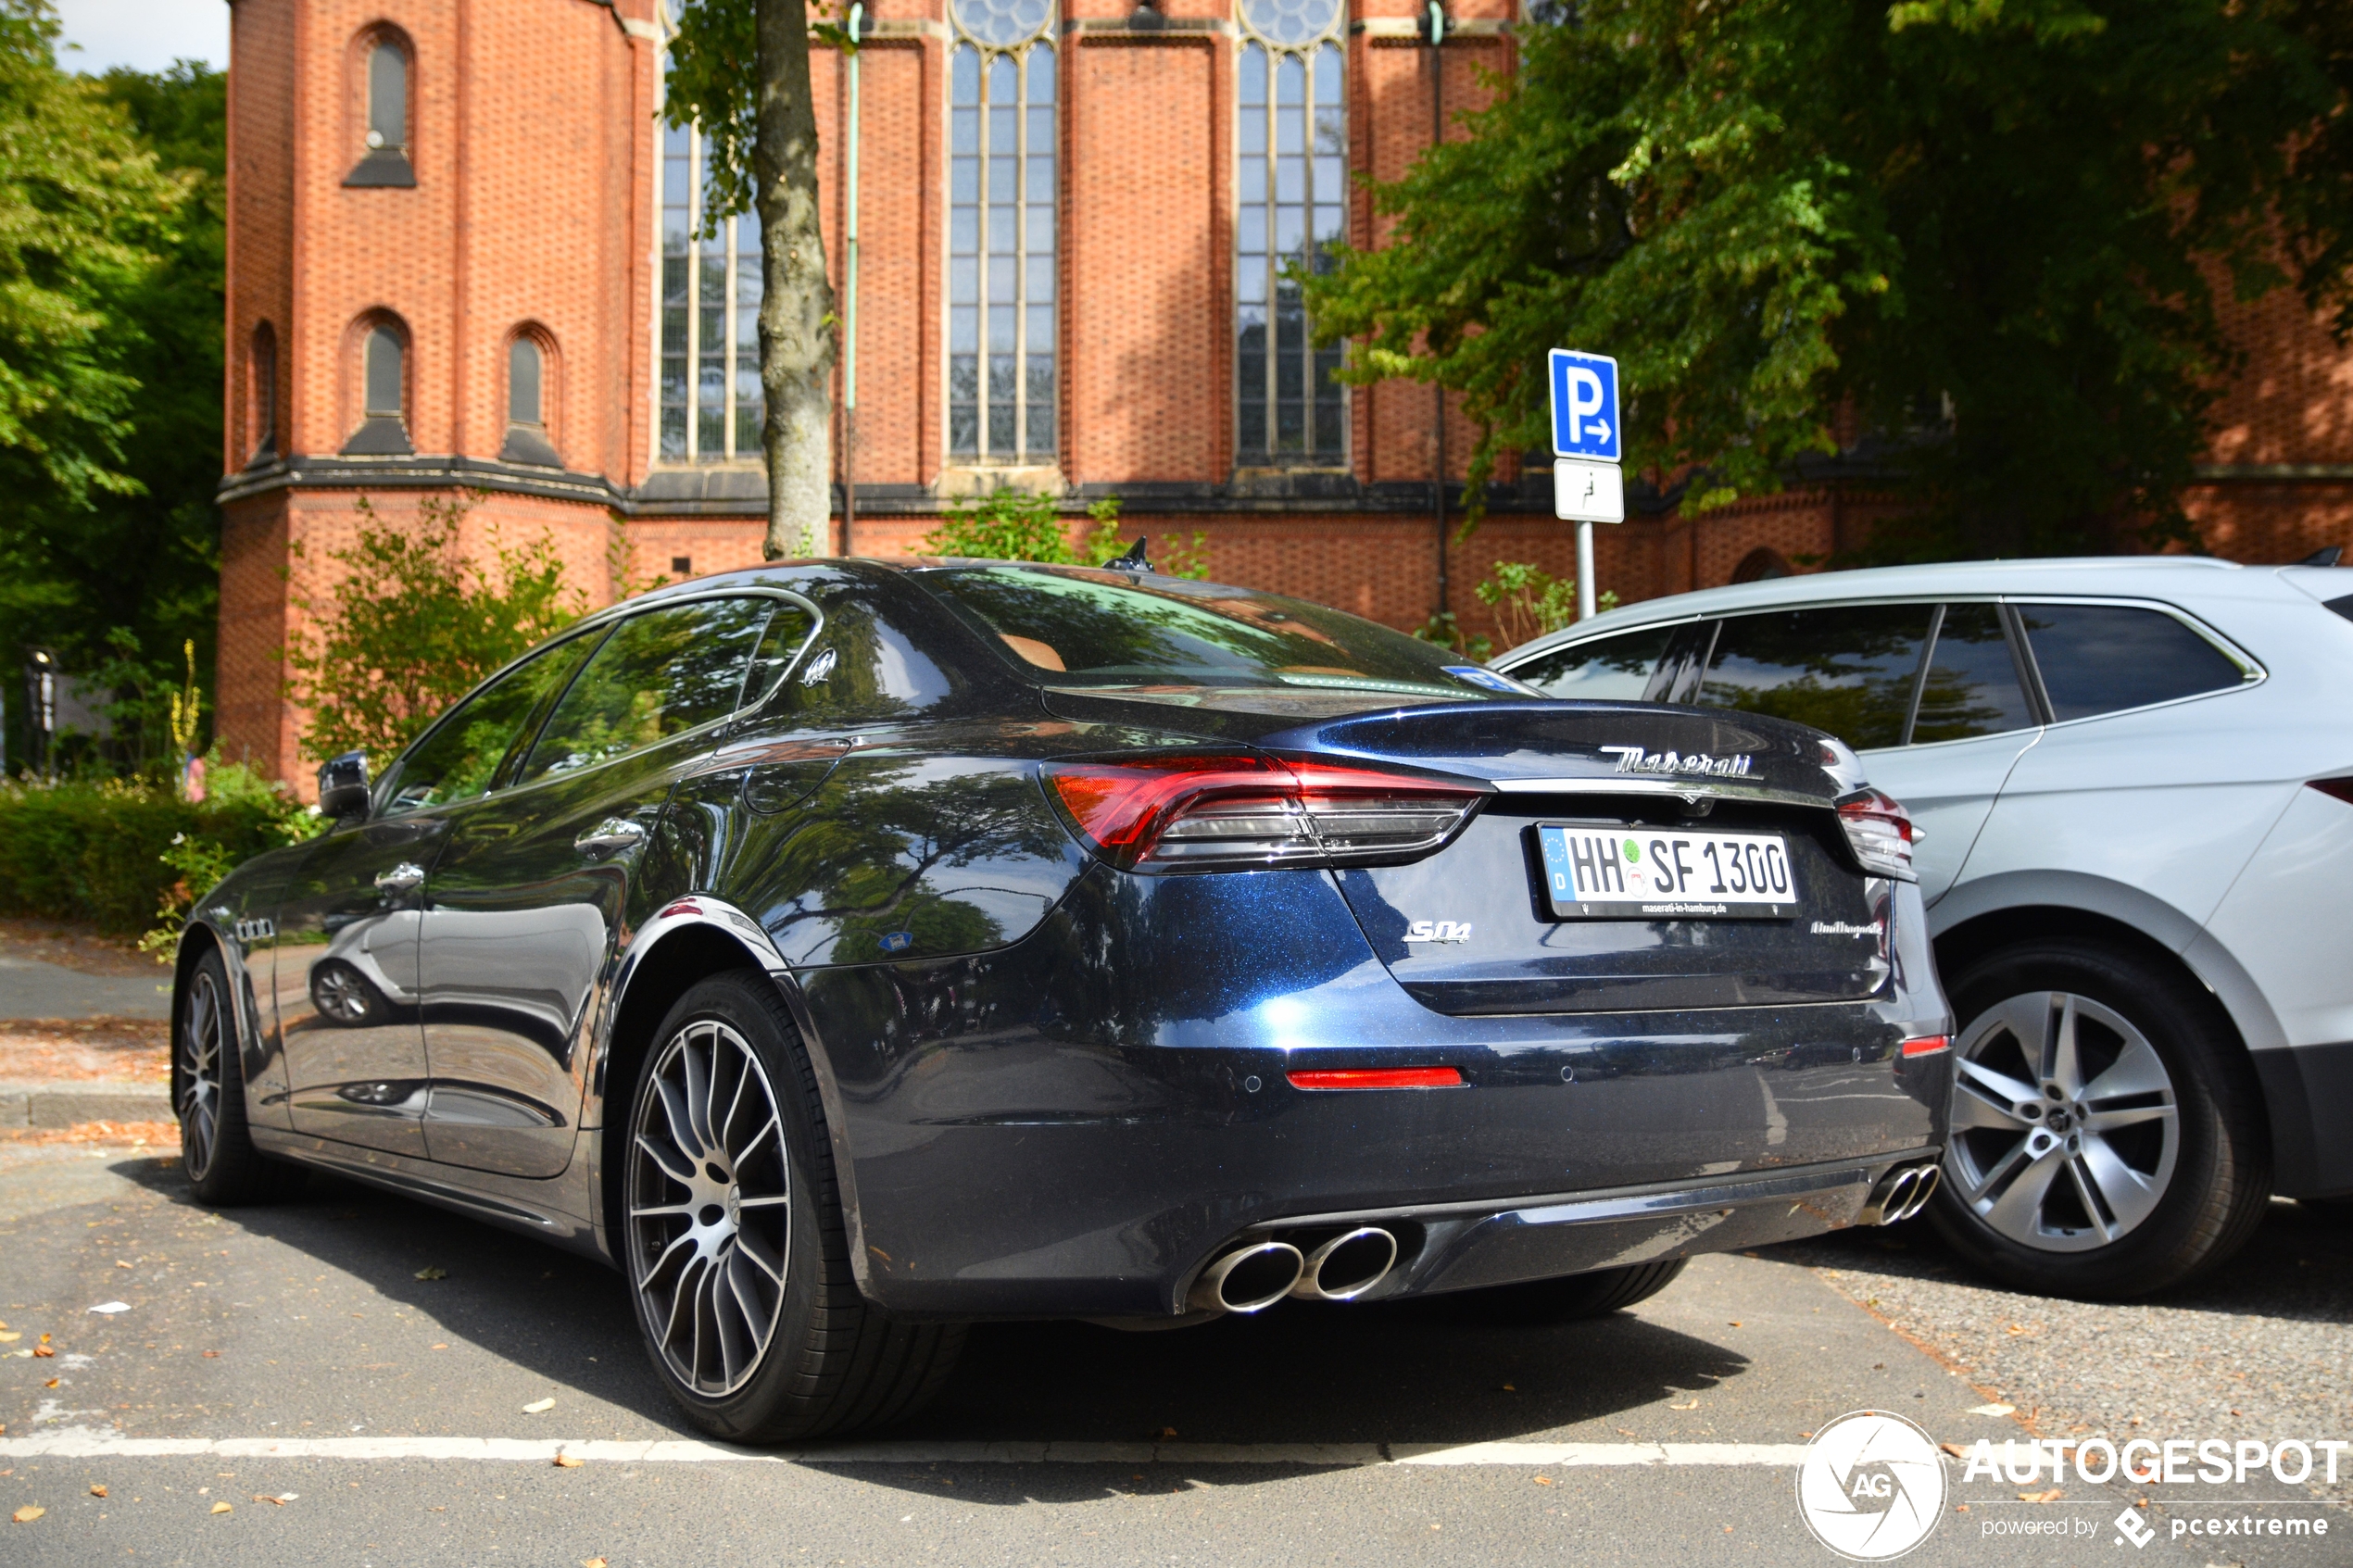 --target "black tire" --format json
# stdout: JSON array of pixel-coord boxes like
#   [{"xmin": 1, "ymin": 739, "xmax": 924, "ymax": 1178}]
[
  {"xmin": 621, "ymin": 972, "xmax": 964, "ymax": 1443},
  {"xmin": 1419, "ymin": 1260, "xmax": 1689, "ymax": 1324},
  {"xmin": 177, "ymin": 948, "xmax": 303, "ymax": 1206},
  {"xmin": 1927, "ymin": 939, "xmax": 2270, "ymax": 1298}
]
